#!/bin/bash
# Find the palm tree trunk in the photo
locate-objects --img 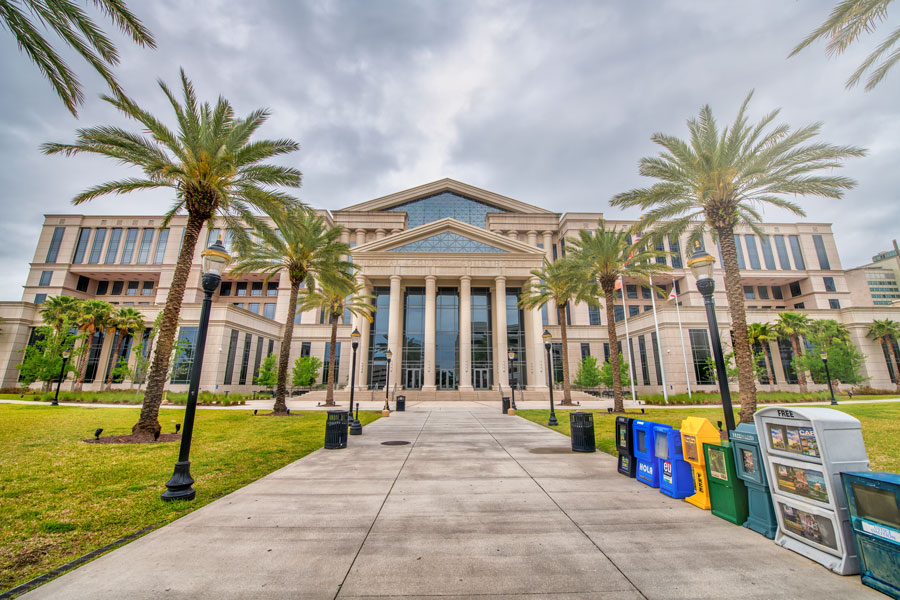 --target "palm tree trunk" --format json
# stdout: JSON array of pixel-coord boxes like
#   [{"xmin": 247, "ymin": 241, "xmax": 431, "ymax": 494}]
[
  {"xmin": 888, "ymin": 337, "xmax": 900, "ymax": 392},
  {"xmin": 792, "ymin": 335, "xmax": 808, "ymax": 392},
  {"xmin": 603, "ymin": 287, "xmax": 624, "ymax": 412},
  {"xmin": 104, "ymin": 331, "xmax": 123, "ymax": 391},
  {"xmin": 324, "ymin": 314, "xmax": 338, "ymax": 406},
  {"xmin": 274, "ymin": 281, "xmax": 300, "ymax": 413},
  {"xmin": 716, "ymin": 229, "xmax": 757, "ymax": 425},
  {"xmin": 133, "ymin": 213, "xmax": 204, "ymax": 434},
  {"xmin": 557, "ymin": 303, "xmax": 573, "ymax": 405}
]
